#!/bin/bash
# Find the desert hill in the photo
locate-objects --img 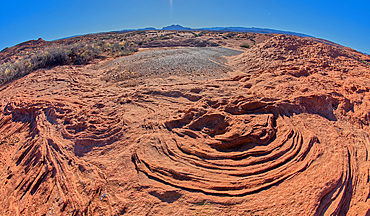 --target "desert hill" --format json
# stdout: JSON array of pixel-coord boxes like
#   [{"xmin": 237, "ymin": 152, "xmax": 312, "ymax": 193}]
[{"xmin": 0, "ymin": 30, "xmax": 370, "ymax": 215}]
